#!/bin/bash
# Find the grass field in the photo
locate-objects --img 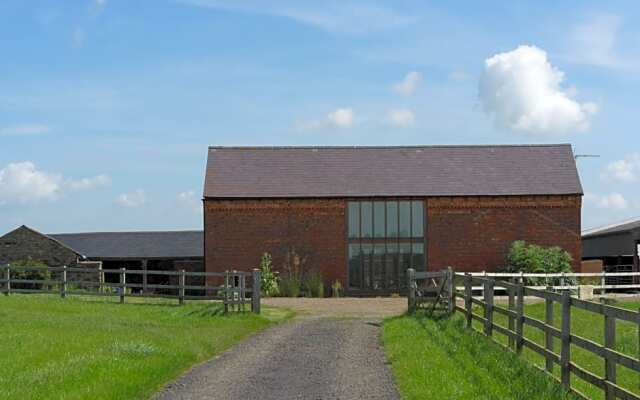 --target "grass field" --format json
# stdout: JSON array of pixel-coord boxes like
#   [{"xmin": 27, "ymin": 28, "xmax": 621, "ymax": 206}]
[
  {"xmin": 0, "ymin": 294, "xmax": 290, "ymax": 400},
  {"xmin": 485, "ymin": 299, "xmax": 640, "ymax": 400},
  {"xmin": 383, "ymin": 313, "xmax": 576, "ymax": 400}
]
